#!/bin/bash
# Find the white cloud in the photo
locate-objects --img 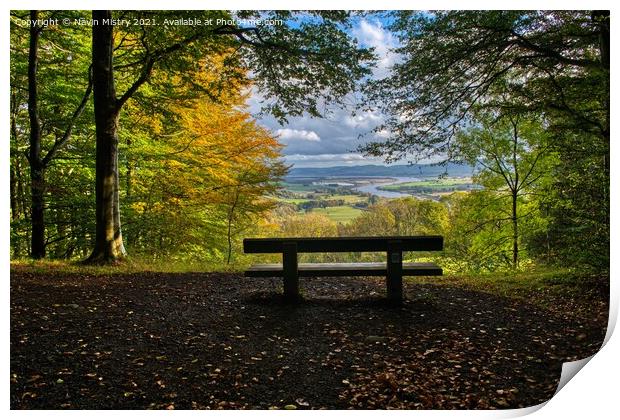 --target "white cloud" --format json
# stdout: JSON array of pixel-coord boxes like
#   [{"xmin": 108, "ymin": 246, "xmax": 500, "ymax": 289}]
[
  {"xmin": 241, "ymin": 17, "xmax": 405, "ymax": 168},
  {"xmin": 275, "ymin": 128, "xmax": 321, "ymax": 142},
  {"xmin": 357, "ymin": 20, "xmax": 386, "ymax": 44},
  {"xmin": 376, "ymin": 129, "xmax": 391, "ymax": 139},
  {"xmin": 284, "ymin": 153, "xmax": 389, "ymax": 167},
  {"xmin": 351, "ymin": 19, "xmax": 399, "ymax": 77},
  {"xmin": 343, "ymin": 110, "xmax": 382, "ymax": 129}
]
